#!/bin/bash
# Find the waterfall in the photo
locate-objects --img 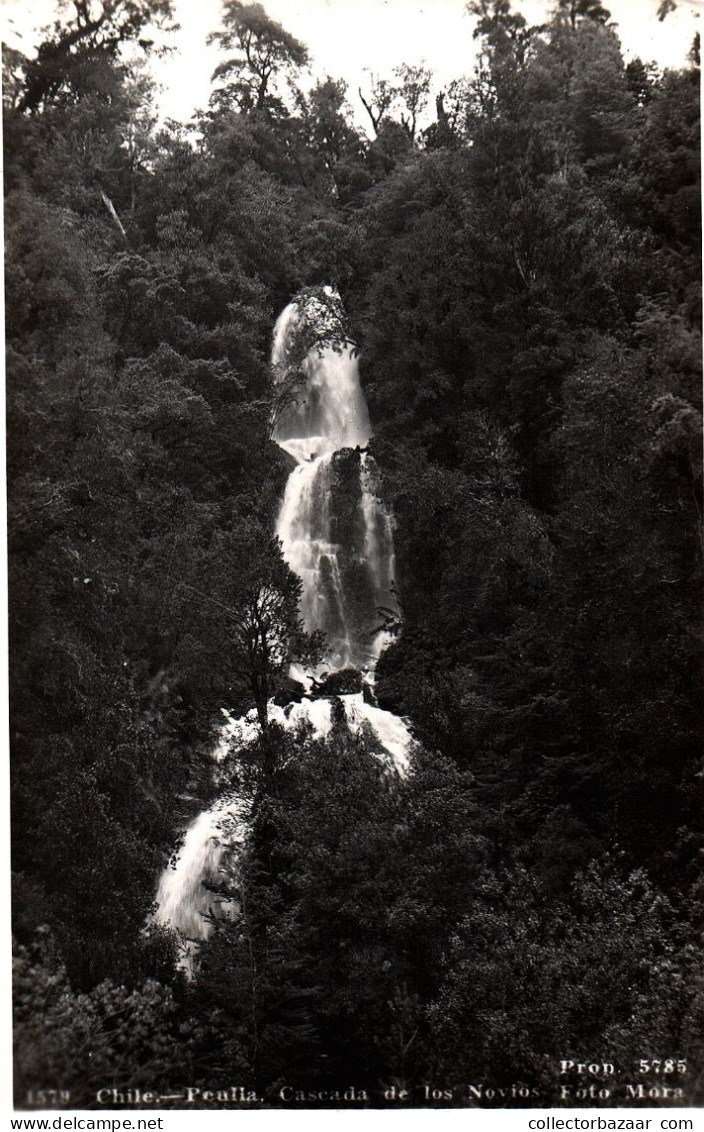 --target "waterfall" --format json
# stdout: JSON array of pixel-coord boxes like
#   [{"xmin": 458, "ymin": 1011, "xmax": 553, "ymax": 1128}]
[
  {"xmin": 153, "ymin": 289, "xmax": 407, "ymax": 964},
  {"xmin": 153, "ymin": 796, "xmax": 247, "ymax": 976},
  {"xmin": 272, "ymin": 292, "xmax": 397, "ymax": 672}
]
